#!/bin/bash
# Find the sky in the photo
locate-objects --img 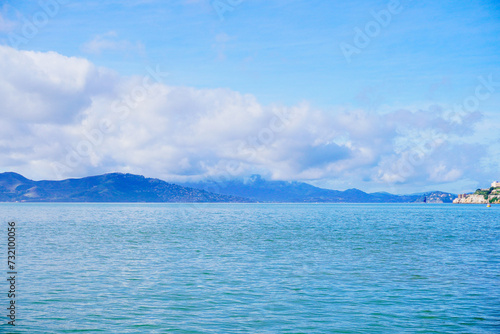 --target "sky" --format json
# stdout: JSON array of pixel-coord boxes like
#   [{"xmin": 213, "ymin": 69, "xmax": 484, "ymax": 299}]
[{"xmin": 0, "ymin": 0, "xmax": 499, "ymax": 194}]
